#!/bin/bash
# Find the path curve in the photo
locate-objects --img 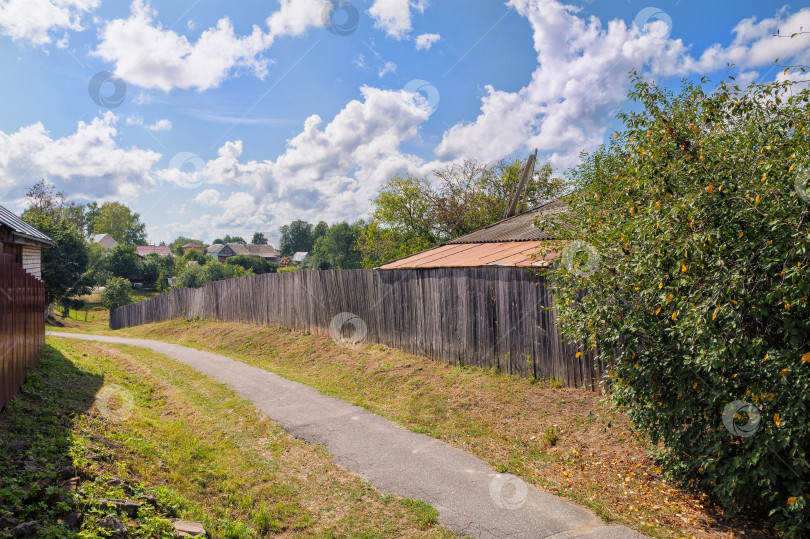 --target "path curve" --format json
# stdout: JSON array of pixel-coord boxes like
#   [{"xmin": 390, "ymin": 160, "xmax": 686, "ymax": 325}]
[{"xmin": 48, "ymin": 332, "xmax": 644, "ymax": 539}]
